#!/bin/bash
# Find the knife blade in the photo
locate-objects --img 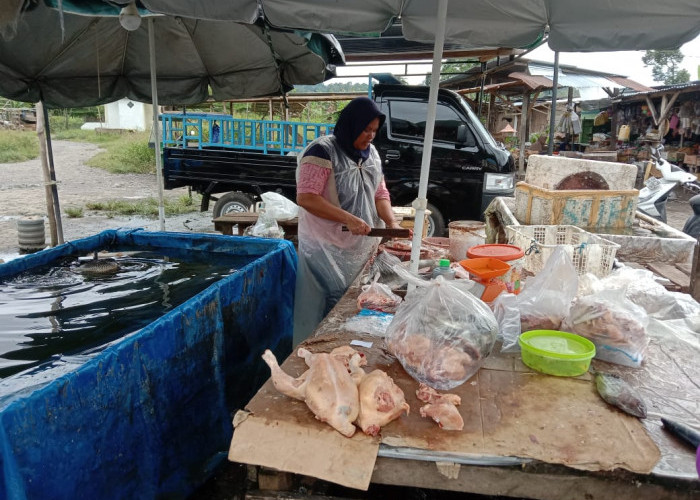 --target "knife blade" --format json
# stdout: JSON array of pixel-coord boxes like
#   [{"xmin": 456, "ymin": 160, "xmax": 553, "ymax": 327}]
[
  {"xmin": 661, "ymin": 417, "xmax": 700, "ymax": 449},
  {"xmin": 341, "ymin": 227, "xmax": 410, "ymax": 238}
]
